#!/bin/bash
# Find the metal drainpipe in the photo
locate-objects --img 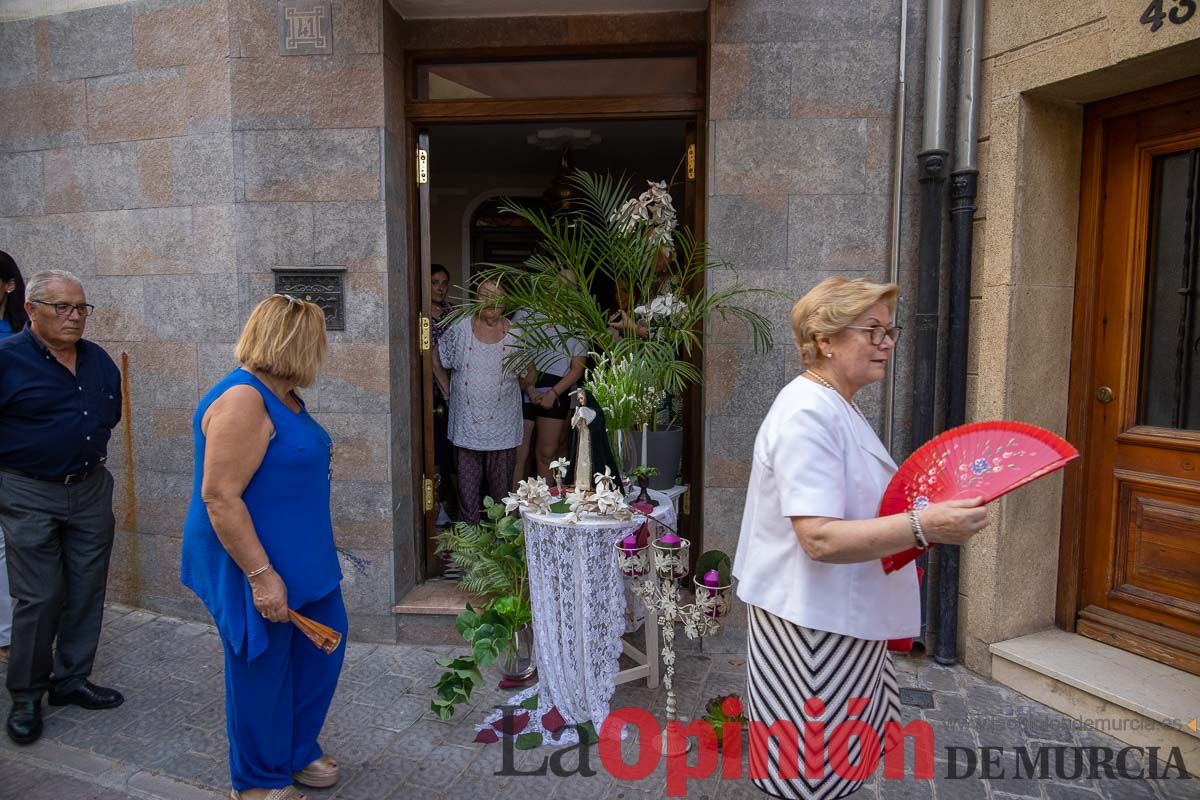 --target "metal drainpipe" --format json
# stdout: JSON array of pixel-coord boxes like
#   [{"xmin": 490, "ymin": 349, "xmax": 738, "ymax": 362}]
[
  {"xmin": 936, "ymin": 0, "xmax": 985, "ymax": 667},
  {"xmin": 883, "ymin": 0, "xmax": 909, "ymax": 453},
  {"xmin": 912, "ymin": 0, "xmax": 953, "ymax": 650}
]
